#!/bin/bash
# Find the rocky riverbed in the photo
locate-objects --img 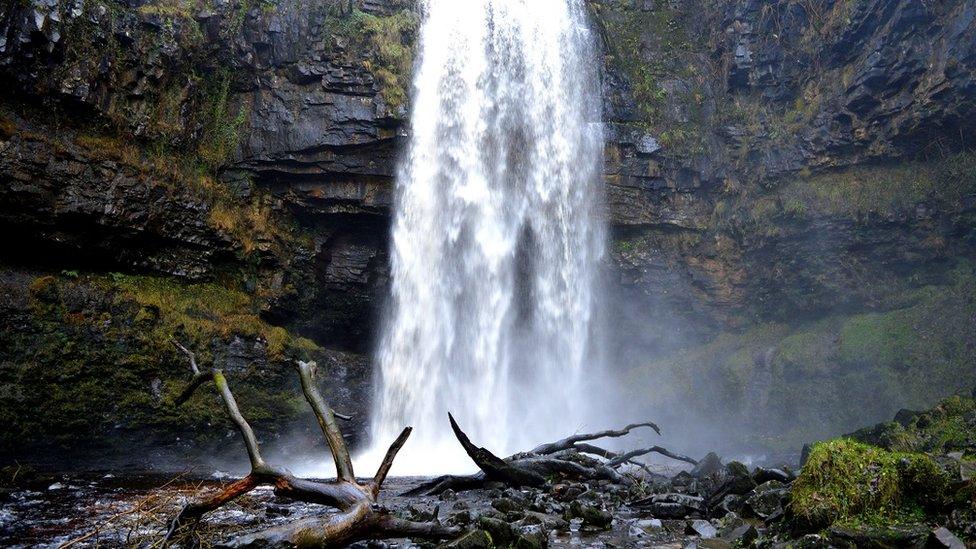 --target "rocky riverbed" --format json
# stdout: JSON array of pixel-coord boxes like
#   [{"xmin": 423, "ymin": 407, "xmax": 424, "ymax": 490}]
[
  {"xmin": 0, "ymin": 462, "xmax": 792, "ymax": 549},
  {"xmin": 4, "ymin": 389, "xmax": 974, "ymax": 549}
]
